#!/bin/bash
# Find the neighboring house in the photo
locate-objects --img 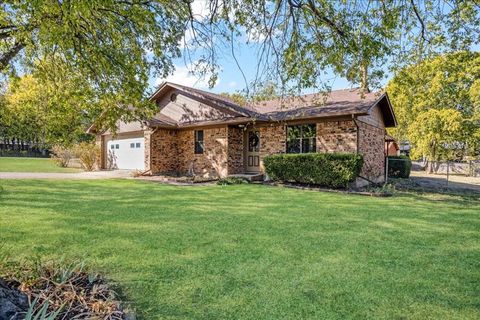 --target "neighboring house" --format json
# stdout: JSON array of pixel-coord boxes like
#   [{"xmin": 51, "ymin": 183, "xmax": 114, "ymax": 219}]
[{"xmin": 91, "ymin": 82, "xmax": 397, "ymax": 183}]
